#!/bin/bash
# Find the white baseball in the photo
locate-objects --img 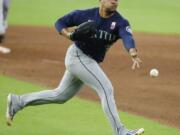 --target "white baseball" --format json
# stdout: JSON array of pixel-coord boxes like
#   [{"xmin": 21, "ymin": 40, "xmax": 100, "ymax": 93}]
[{"xmin": 150, "ymin": 68, "xmax": 159, "ymax": 77}]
